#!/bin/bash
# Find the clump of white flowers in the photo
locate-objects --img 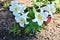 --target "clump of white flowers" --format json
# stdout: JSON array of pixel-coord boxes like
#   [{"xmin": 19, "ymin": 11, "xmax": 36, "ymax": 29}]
[{"xmin": 9, "ymin": 0, "xmax": 56, "ymax": 28}]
